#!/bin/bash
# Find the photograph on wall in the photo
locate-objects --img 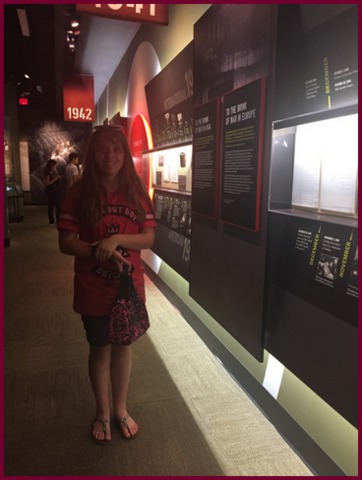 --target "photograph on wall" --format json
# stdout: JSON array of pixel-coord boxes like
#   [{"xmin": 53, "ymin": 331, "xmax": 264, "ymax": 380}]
[
  {"xmin": 169, "ymin": 157, "xmax": 179, "ymax": 183},
  {"xmin": 145, "ymin": 42, "xmax": 193, "ymax": 148},
  {"xmin": 178, "ymin": 175, "xmax": 187, "ymax": 191},
  {"xmin": 192, "ymin": 98, "xmax": 219, "ymax": 218},
  {"xmin": 158, "ymin": 154, "xmax": 164, "ymax": 167},
  {"xmin": 220, "ymin": 77, "xmax": 266, "ymax": 231},
  {"xmin": 153, "ymin": 191, "xmax": 191, "ymax": 238}
]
